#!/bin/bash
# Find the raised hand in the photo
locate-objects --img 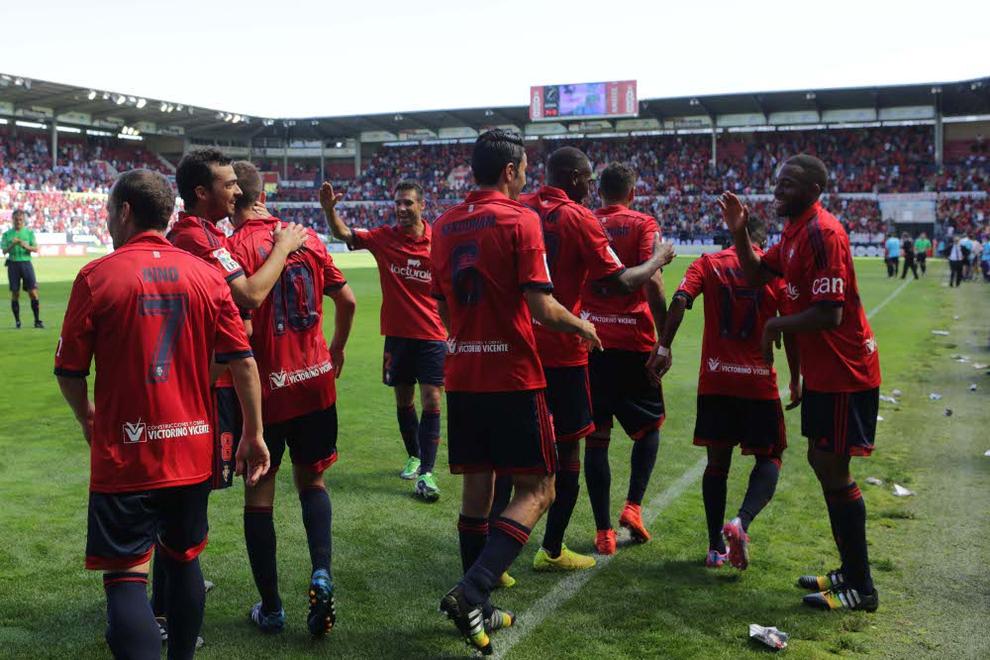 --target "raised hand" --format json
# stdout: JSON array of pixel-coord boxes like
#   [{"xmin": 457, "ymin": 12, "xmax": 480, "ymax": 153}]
[
  {"xmin": 319, "ymin": 182, "xmax": 344, "ymax": 213},
  {"xmin": 717, "ymin": 192, "xmax": 749, "ymax": 235}
]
